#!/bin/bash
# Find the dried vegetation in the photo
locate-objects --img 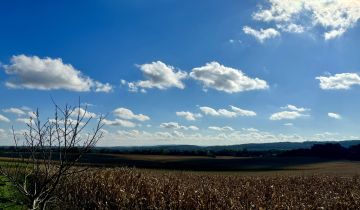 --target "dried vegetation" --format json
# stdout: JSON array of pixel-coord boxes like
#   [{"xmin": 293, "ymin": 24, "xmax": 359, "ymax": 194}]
[{"xmin": 53, "ymin": 168, "xmax": 360, "ymax": 210}]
